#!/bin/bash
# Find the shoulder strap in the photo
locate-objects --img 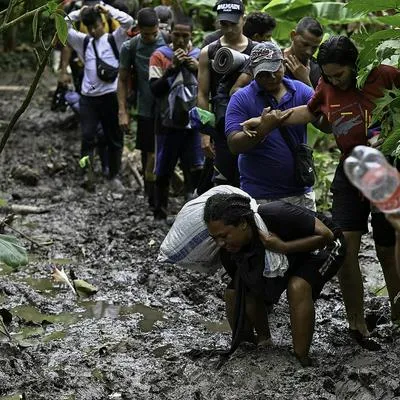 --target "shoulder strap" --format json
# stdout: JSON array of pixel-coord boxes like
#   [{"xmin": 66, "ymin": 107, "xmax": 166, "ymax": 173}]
[
  {"xmin": 83, "ymin": 35, "xmax": 90, "ymax": 58},
  {"xmin": 160, "ymin": 30, "xmax": 171, "ymax": 44},
  {"xmin": 108, "ymin": 34, "xmax": 119, "ymax": 61},
  {"xmin": 279, "ymin": 125, "xmax": 297, "ymax": 154},
  {"xmin": 91, "ymin": 35, "xmax": 119, "ymax": 61},
  {"xmin": 207, "ymin": 40, "xmax": 220, "ymax": 60}
]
